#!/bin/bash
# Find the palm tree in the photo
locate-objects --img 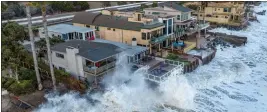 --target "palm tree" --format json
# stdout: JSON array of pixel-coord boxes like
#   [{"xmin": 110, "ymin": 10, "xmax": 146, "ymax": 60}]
[
  {"xmin": 26, "ymin": 3, "xmax": 43, "ymax": 90},
  {"xmin": 37, "ymin": 2, "xmax": 57, "ymax": 90},
  {"xmin": 201, "ymin": 2, "xmax": 208, "ymax": 35}
]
